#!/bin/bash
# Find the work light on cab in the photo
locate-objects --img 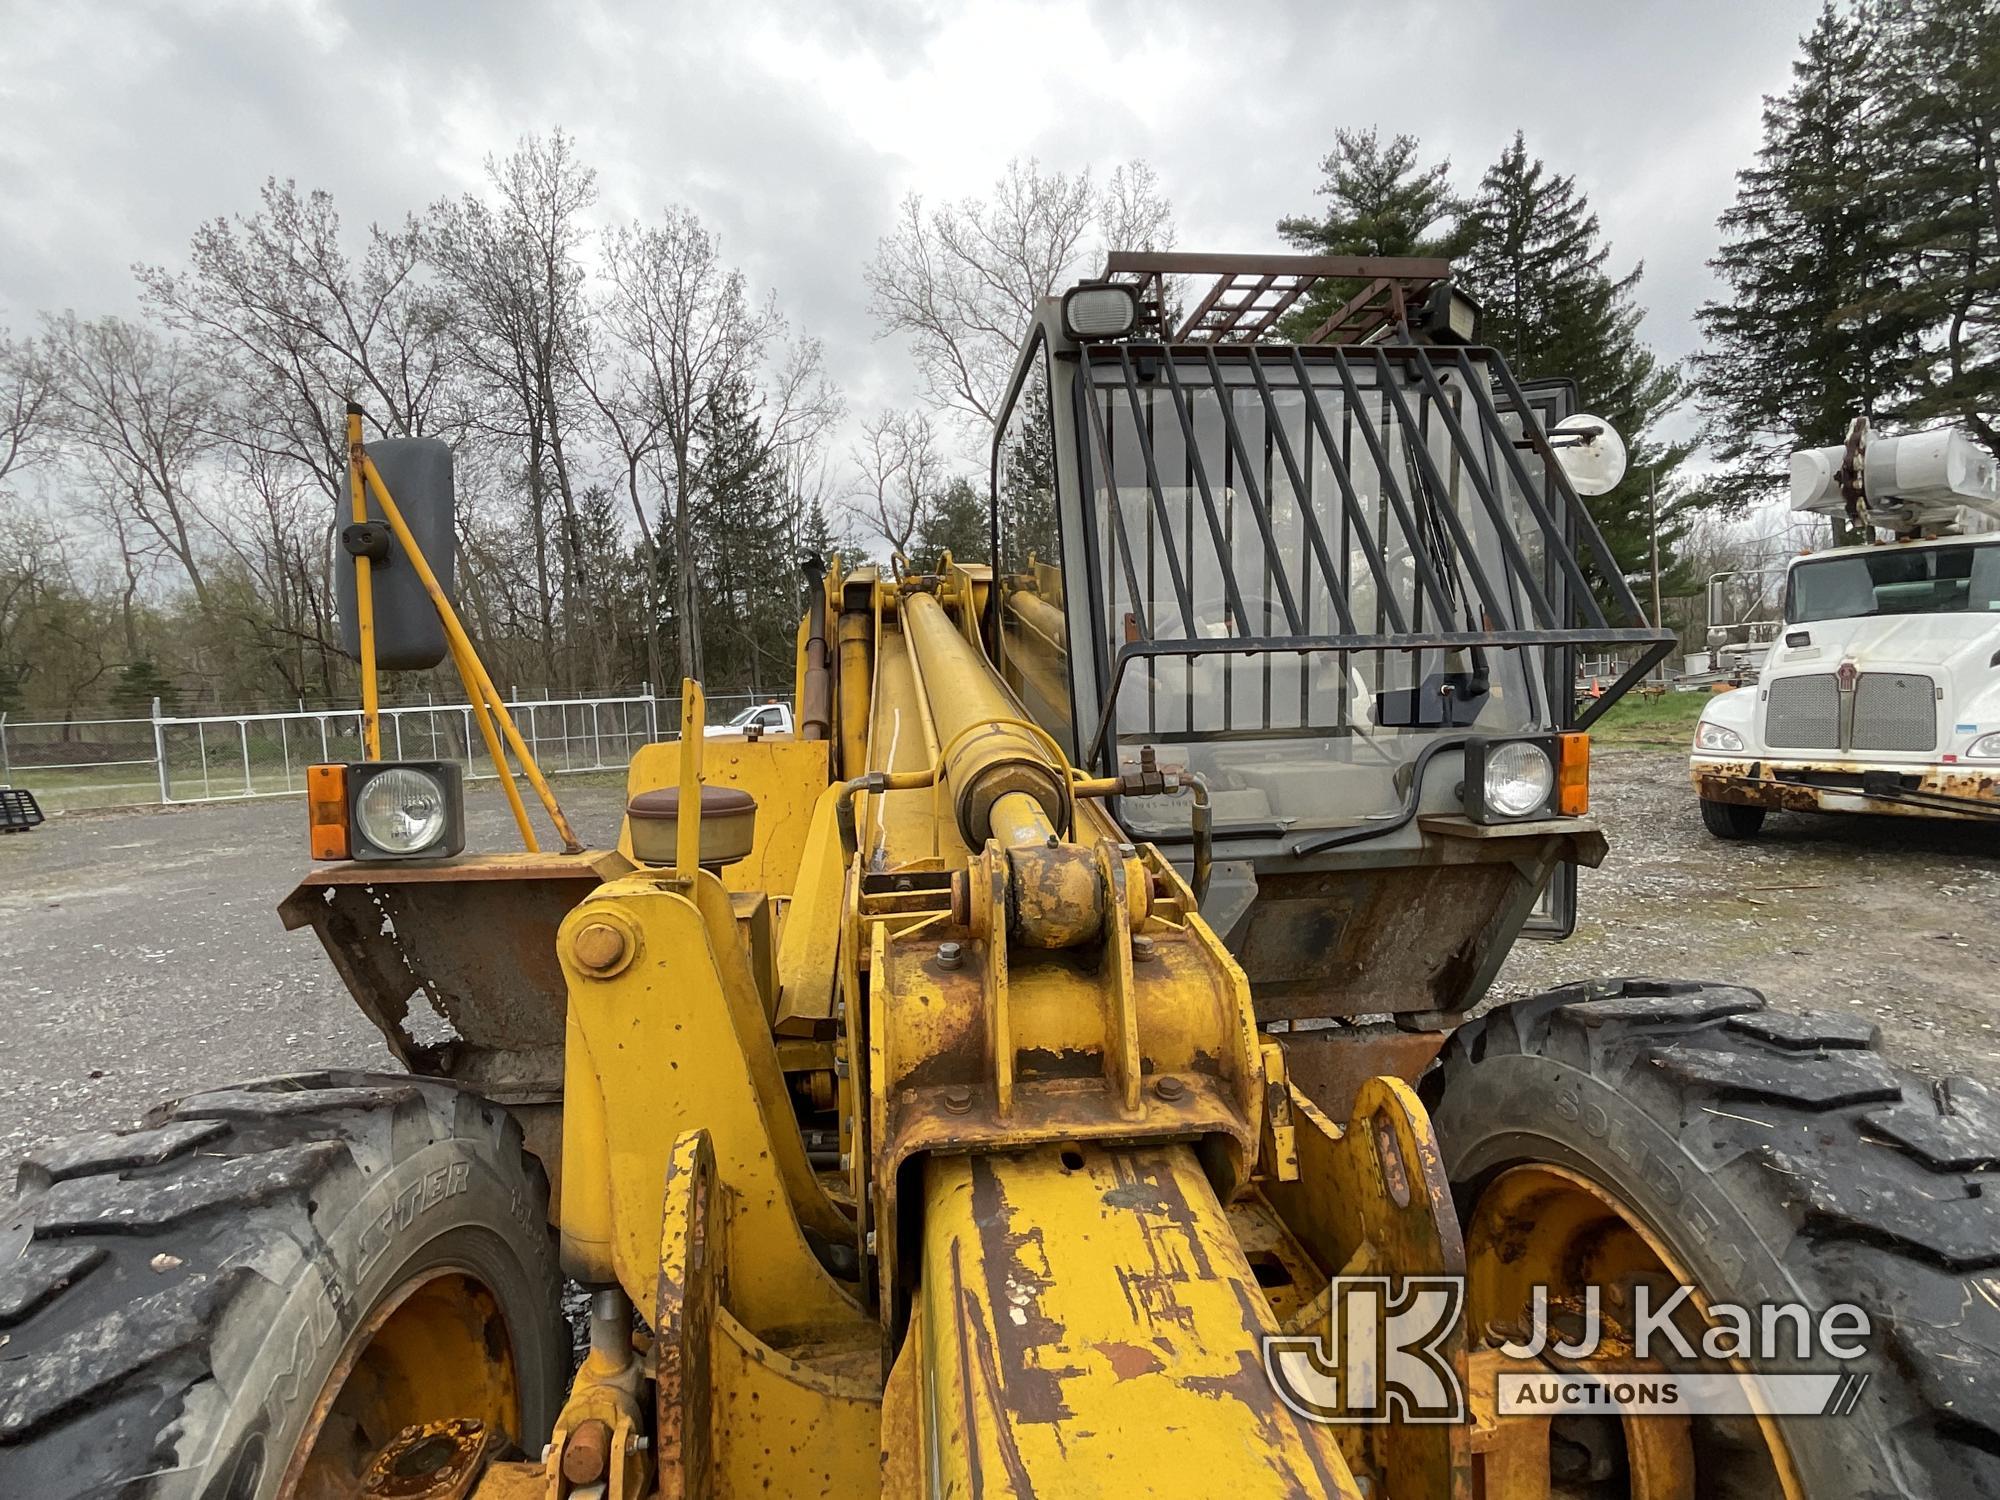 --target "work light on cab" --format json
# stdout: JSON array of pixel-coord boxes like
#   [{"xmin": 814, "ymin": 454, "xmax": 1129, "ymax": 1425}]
[{"xmin": 1061, "ymin": 281, "xmax": 1139, "ymax": 341}]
